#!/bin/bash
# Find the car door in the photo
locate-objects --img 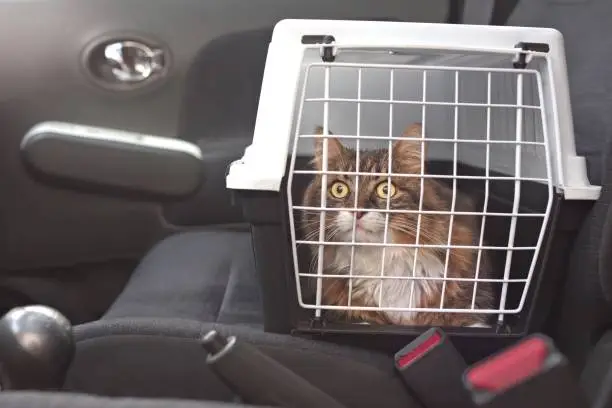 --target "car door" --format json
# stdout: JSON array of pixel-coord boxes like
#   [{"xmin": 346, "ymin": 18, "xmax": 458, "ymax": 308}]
[{"xmin": 0, "ymin": 0, "xmax": 449, "ymax": 321}]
